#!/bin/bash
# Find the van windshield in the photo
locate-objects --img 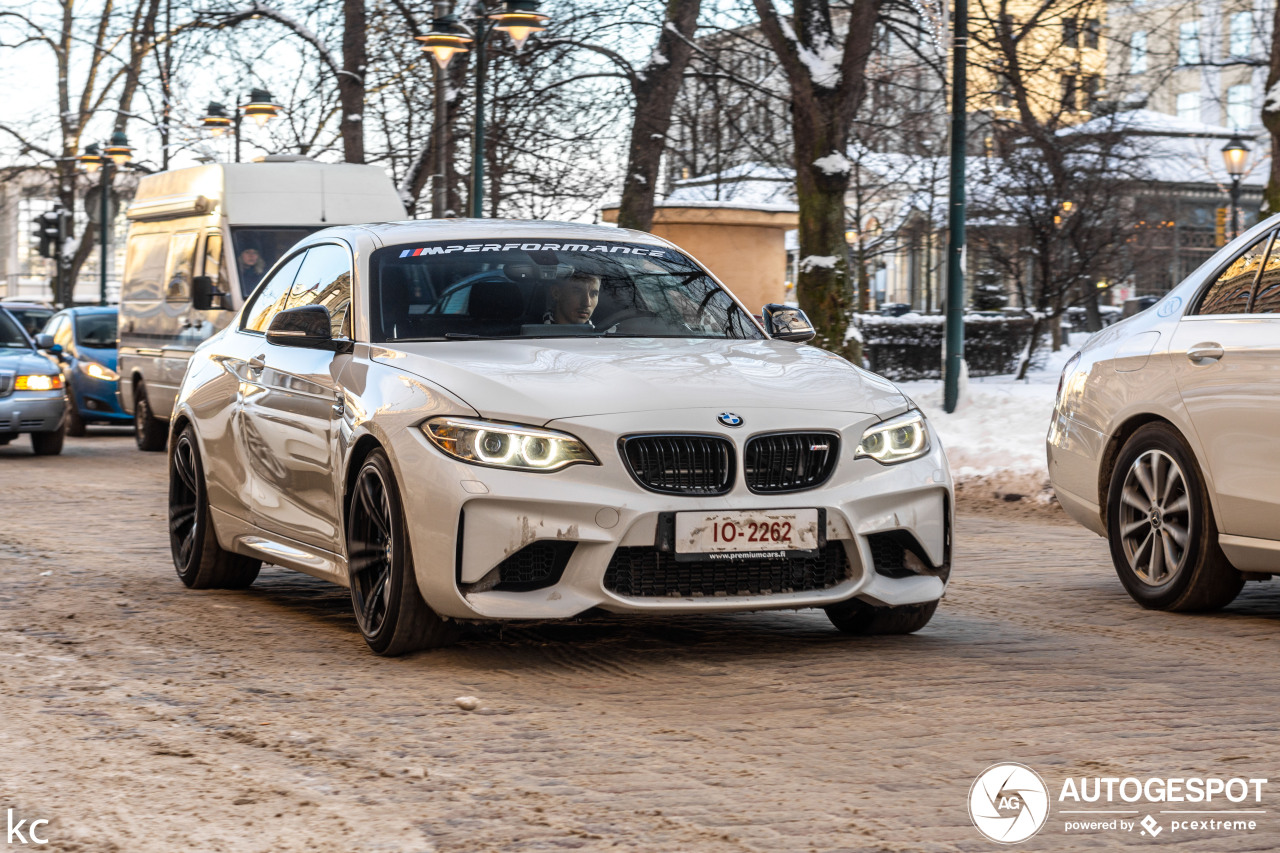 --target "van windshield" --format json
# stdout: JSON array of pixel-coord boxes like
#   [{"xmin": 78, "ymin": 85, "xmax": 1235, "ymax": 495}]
[
  {"xmin": 369, "ymin": 239, "xmax": 763, "ymax": 342},
  {"xmin": 232, "ymin": 227, "xmax": 320, "ymax": 297}
]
